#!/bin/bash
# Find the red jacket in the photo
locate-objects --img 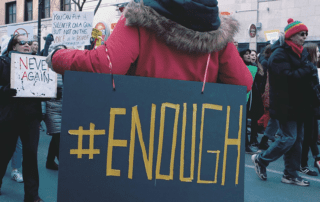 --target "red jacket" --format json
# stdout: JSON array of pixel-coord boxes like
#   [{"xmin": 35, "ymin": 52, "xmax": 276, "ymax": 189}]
[{"xmin": 52, "ymin": 2, "xmax": 252, "ymax": 92}]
